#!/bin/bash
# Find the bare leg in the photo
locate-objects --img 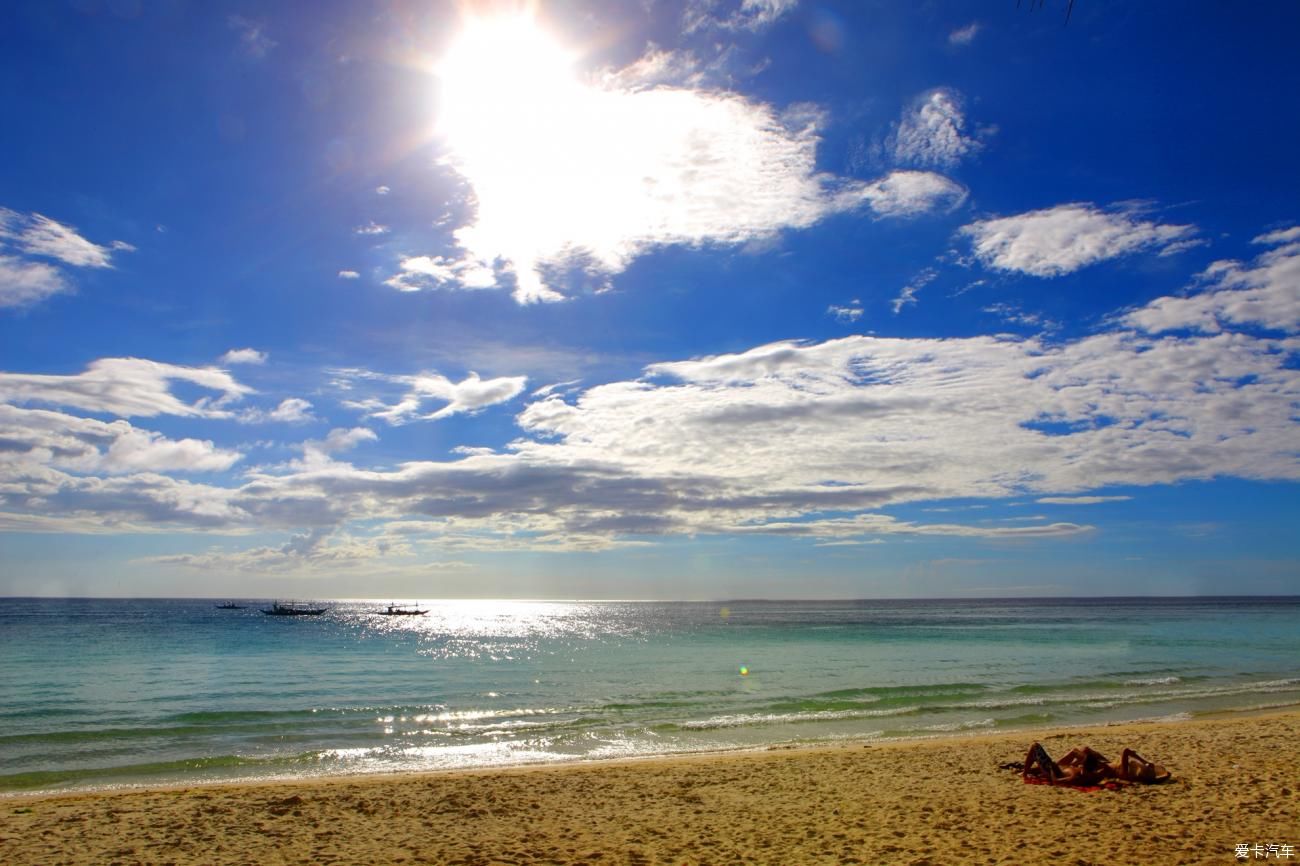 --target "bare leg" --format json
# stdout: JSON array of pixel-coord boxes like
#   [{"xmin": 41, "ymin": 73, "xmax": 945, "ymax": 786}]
[
  {"xmin": 1023, "ymin": 742, "xmax": 1061, "ymax": 782},
  {"xmin": 1116, "ymin": 748, "xmax": 1157, "ymax": 782}
]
